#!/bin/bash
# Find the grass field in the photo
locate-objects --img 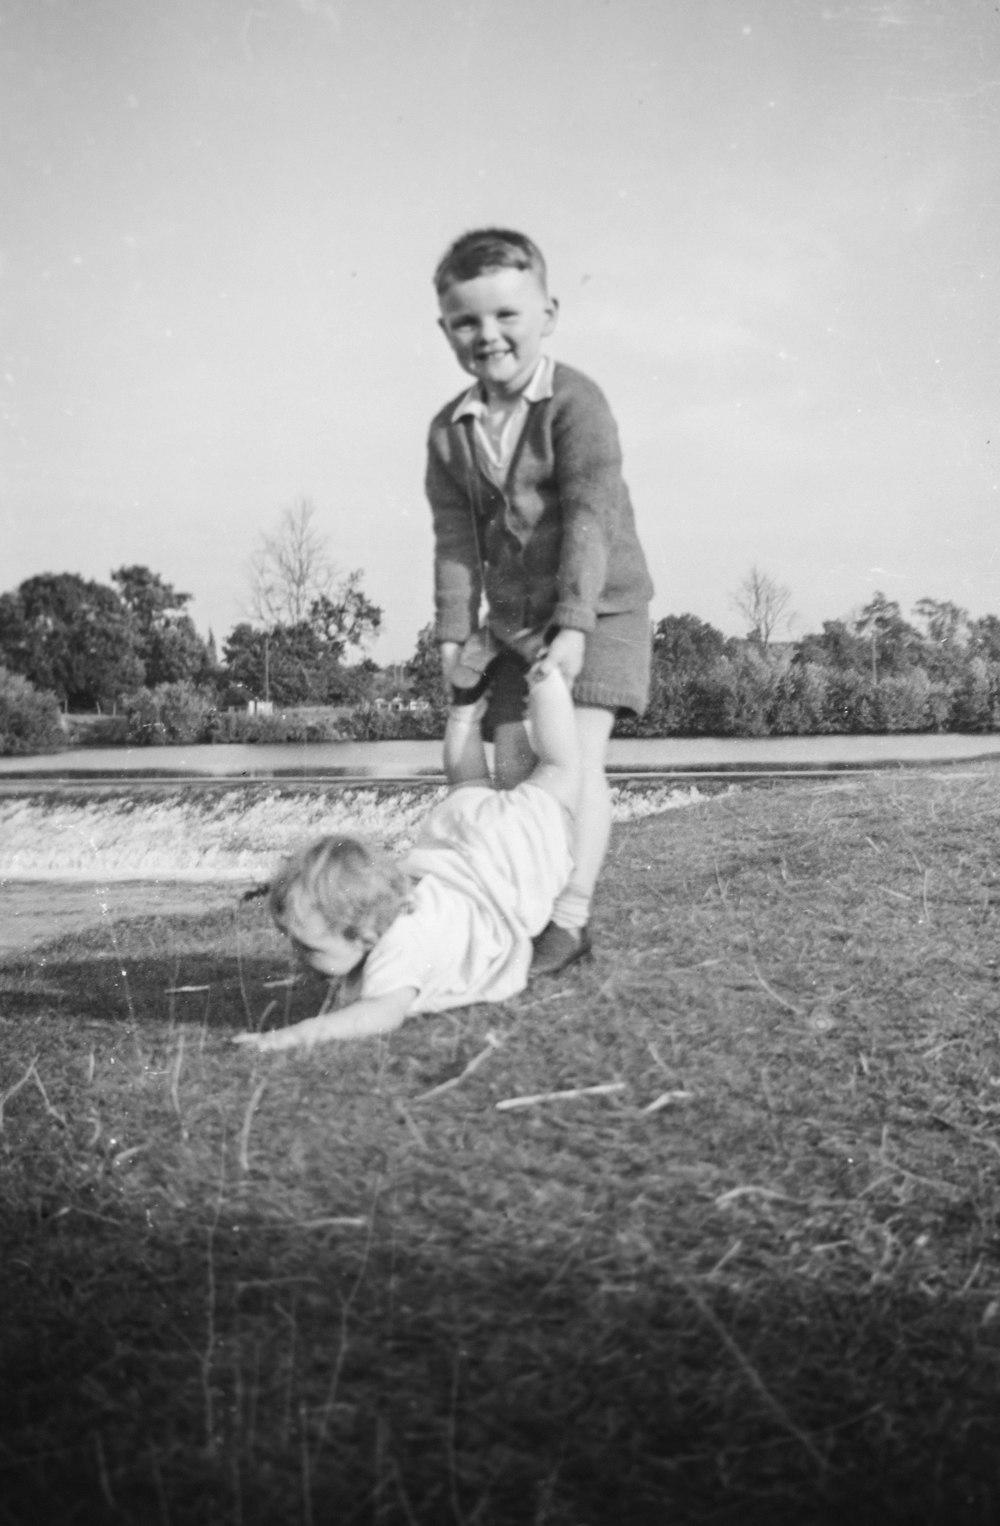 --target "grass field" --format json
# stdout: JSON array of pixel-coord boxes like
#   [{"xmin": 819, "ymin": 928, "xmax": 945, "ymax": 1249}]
[{"xmin": 2, "ymin": 769, "xmax": 999, "ymax": 1524}]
